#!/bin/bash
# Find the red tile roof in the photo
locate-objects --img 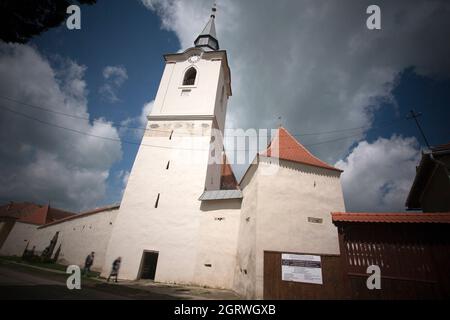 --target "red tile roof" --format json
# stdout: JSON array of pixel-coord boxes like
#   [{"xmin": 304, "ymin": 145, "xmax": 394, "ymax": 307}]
[
  {"xmin": 260, "ymin": 127, "xmax": 342, "ymax": 172},
  {"xmin": 332, "ymin": 212, "xmax": 450, "ymax": 224},
  {"xmin": 220, "ymin": 154, "xmax": 239, "ymax": 190},
  {"xmin": 430, "ymin": 141, "xmax": 450, "ymax": 153},
  {"xmin": 38, "ymin": 204, "xmax": 119, "ymax": 229},
  {"xmin": 0, "ymin": 202, "xmax": 75, "ymax": 225}
]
